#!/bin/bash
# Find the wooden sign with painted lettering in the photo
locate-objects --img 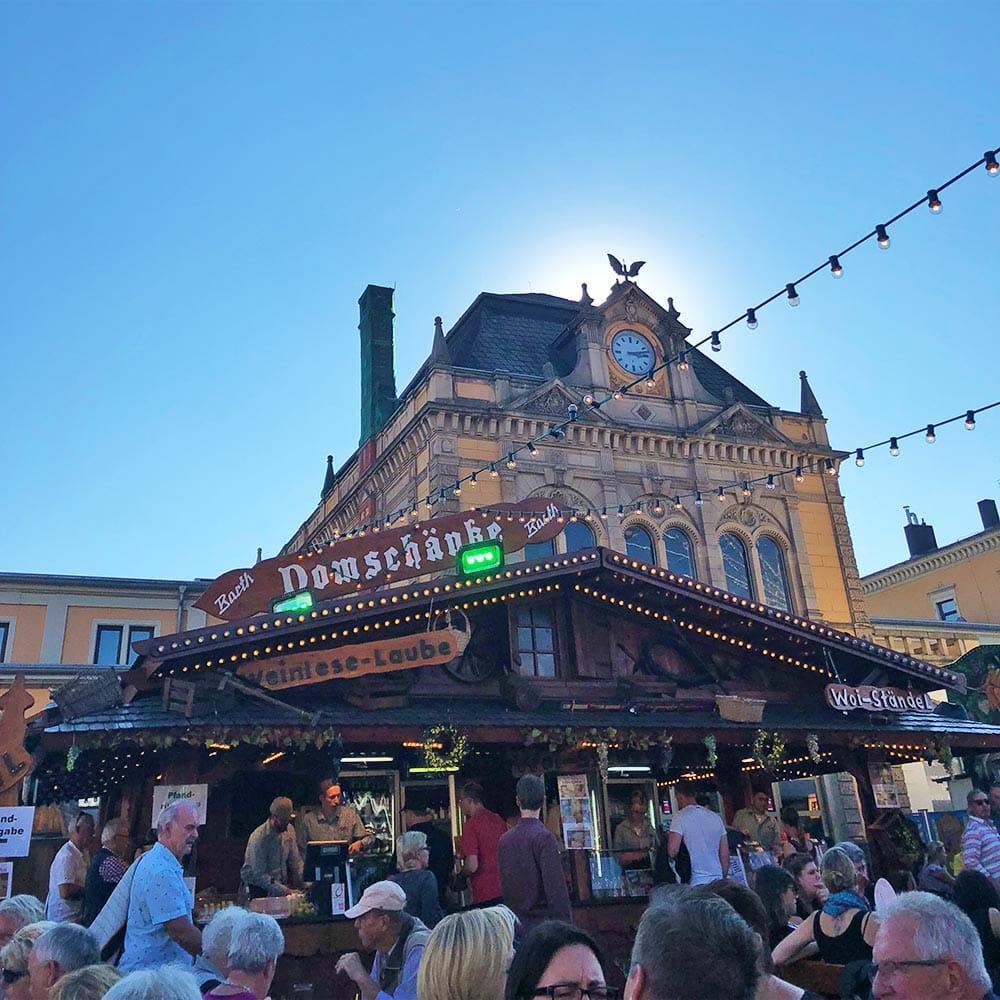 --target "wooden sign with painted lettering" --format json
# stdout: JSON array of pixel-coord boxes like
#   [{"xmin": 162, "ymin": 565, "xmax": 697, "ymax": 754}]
[
  {"xmin": 195, "ymin": 498, "xmax": 566, "ymax": 621},
  {"xmin": 825, "ymin": 684, "xmax": 935, "ymax": 714},
  {"xmin": 236, "ymin": 630, "xmax": 463, "ymax": 691},
  {"xmin": 0, "ymin": 676, "xmax": 35, "ymax": 797}
]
